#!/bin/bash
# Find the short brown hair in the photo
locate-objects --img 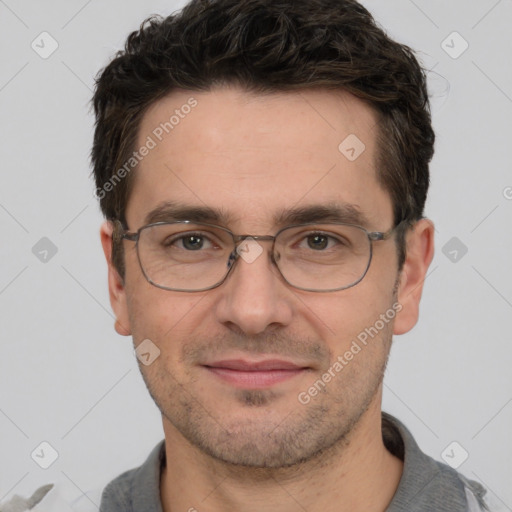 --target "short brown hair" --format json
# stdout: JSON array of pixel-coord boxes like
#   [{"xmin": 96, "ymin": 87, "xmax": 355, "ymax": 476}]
[{"xmin": 91, "ymin": 0, "xmax": 434, "ymax": 275}]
